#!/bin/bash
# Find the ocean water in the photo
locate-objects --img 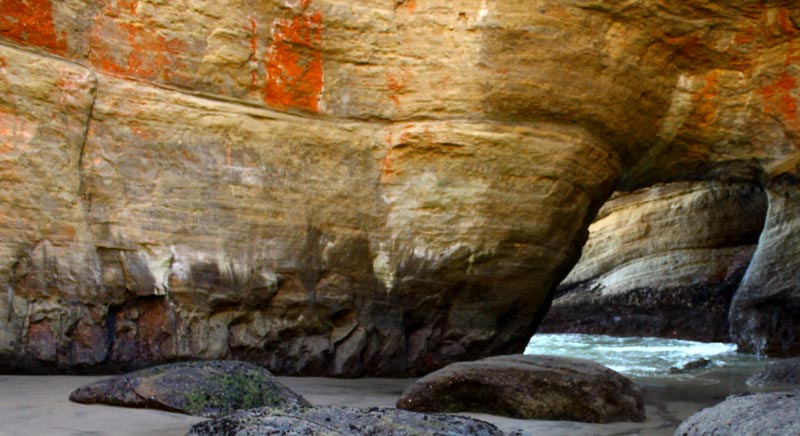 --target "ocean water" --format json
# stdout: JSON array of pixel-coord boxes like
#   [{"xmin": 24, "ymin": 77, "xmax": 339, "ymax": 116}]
[{"xmin": 525, "ymin": 333, "xmax": 768, "ymax": 378}]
